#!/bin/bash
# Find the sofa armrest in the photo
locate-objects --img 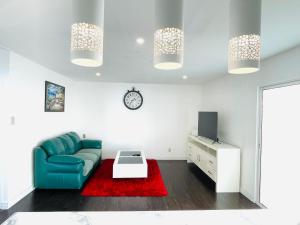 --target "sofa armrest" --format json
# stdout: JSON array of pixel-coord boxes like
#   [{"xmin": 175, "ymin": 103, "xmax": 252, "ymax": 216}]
[
  {"xmin": 48, "ymin": 155, "xmax": 84, "ymax": 164},
  {"xmin": 81, "ymin": 139, "xmax": 102, "ymax": 149}
]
